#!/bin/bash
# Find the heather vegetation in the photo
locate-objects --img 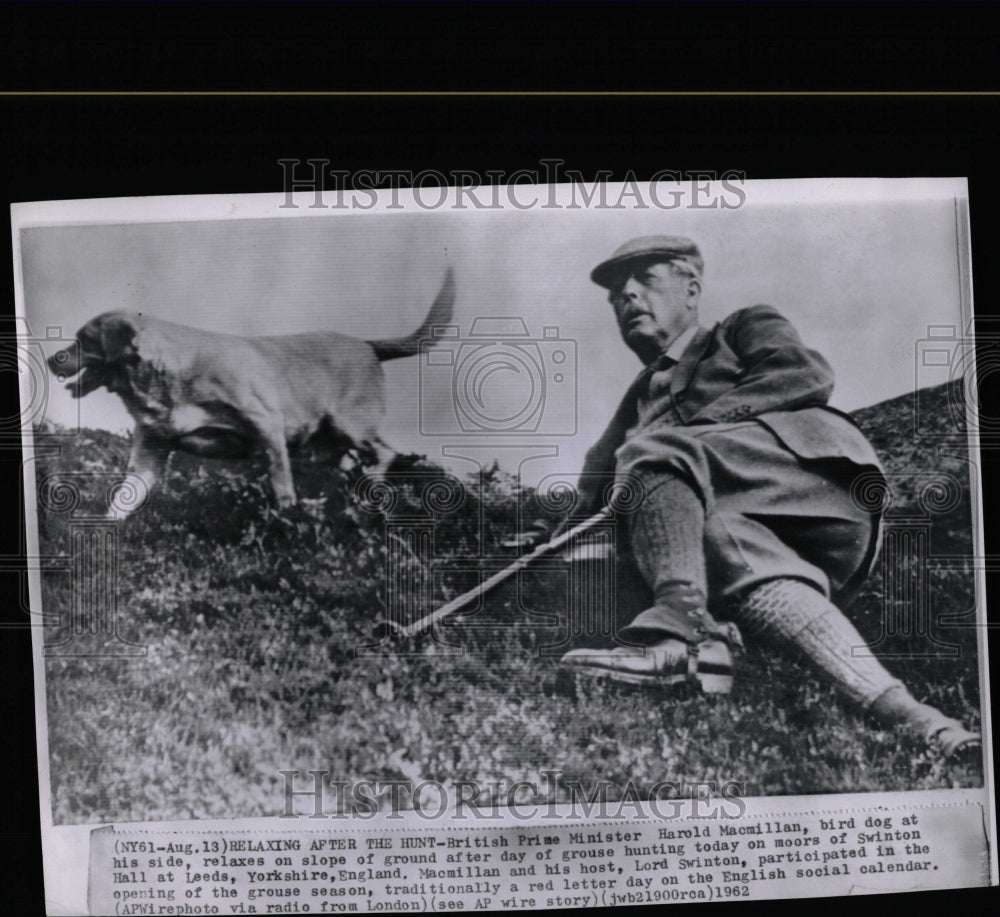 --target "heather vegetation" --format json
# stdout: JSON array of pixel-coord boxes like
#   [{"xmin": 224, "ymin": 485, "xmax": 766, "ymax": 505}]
[{"xmin": 37, "ymin": 381, "xmax": 982, "ymax": 824}]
